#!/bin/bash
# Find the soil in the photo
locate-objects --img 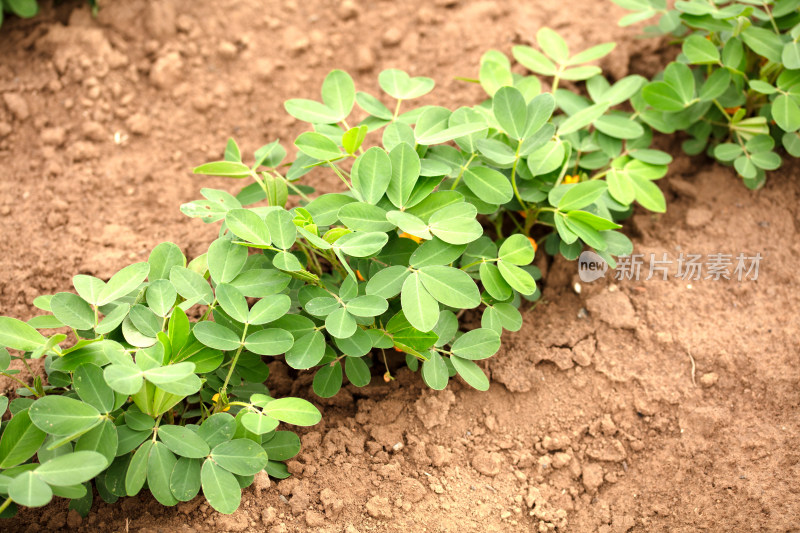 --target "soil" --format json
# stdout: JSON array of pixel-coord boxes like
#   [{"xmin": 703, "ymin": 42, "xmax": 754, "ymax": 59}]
[{"xmin": 1, "ymin": 1, "xmax": 799, "ymax": 532}]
